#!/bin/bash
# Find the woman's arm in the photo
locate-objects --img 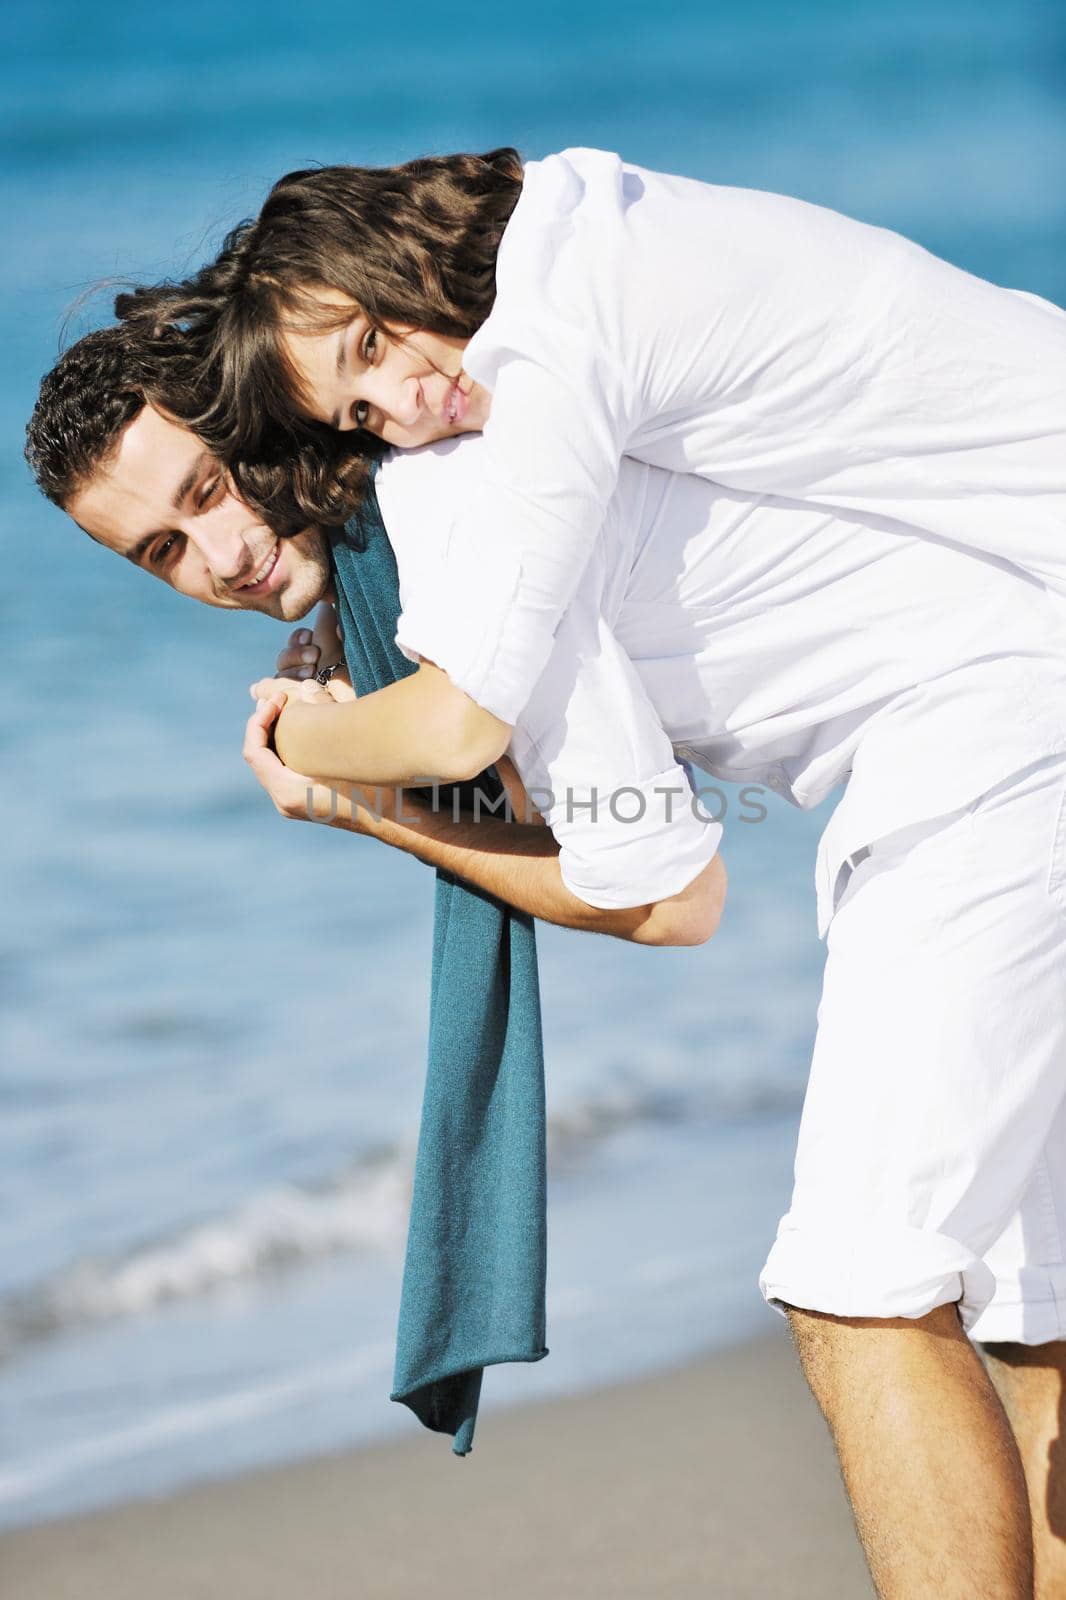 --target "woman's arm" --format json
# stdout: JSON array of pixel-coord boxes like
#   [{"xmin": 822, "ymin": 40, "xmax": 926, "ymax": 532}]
[
  {"xmin": 391, "ymin": 356, "xmax": 625, "ymax": 729},
  {"xmin": 251, "ymin": 659, "xmax": 513, "ymax": 786},
  {"xmin": 396, "ymin": 150, "xmax": 1066, "ymax": 727}
]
